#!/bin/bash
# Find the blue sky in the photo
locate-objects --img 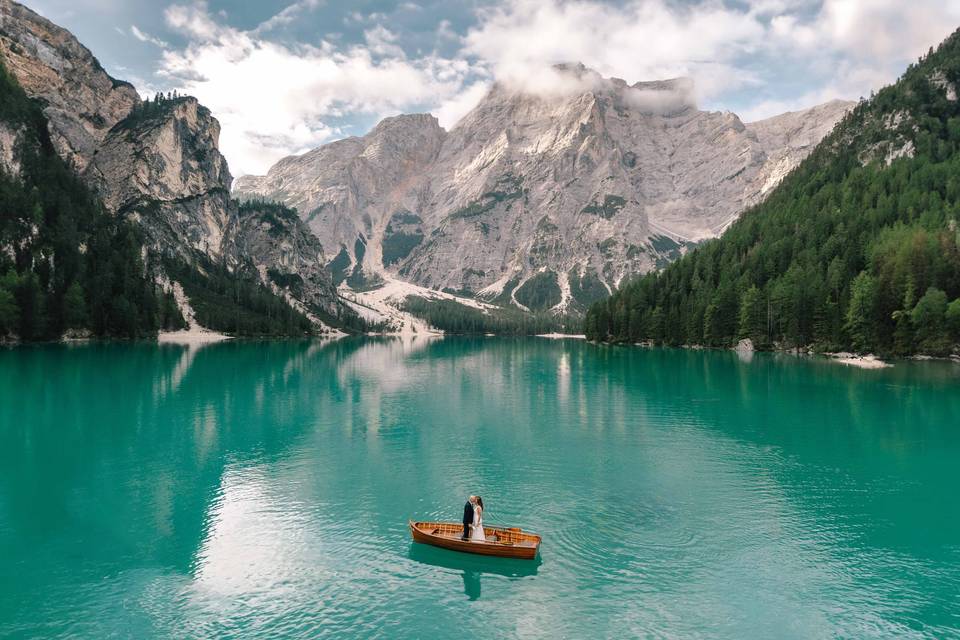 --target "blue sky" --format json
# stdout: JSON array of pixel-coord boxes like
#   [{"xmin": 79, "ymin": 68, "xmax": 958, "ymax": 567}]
[{"xmin": 25, "ymin": 0, "xmax": 960, "ymax": 176}]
